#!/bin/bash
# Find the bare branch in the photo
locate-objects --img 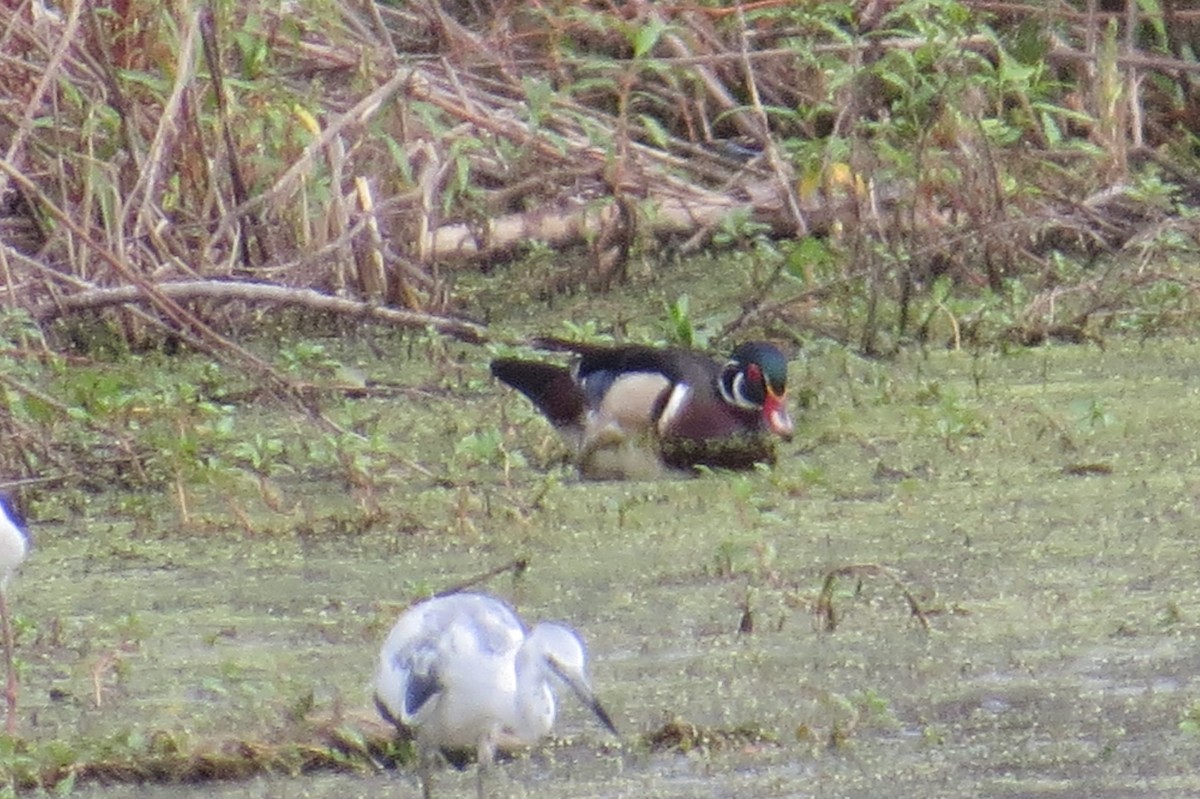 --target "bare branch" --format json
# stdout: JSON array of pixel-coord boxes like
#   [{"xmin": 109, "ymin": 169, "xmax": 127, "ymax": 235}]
[{"xmin": 31, "ymin": 280, "xmax": 489, "ymax": 344}]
